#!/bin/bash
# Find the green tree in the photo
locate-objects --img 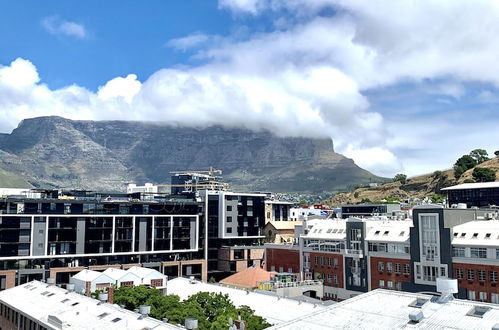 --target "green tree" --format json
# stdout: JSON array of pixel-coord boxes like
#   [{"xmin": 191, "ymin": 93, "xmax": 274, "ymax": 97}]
[
  {"xmin": 114, "ymin": 285, "xmax": 162, "ymax": 310},
  {"xmin": 453, "ymin": 155, "xmax": 477, "ymax": 179},
  {"xmin": 472, "ymin": 167, "xmax": 496, "ymax": 182},
  {"xmin": 470, "ymin": 149, "xmax": 489, "ymax": 164},
  {"xmin": 393, "ymin": 173, "xmax": 407, "ymax": 184},
  {"xmin": 299, "ymin": 200, "xmax": 308, "ymax": 207},
  {"xmin": 430, "ymin": 193, "xmax": 444, "ymax": 203},
  {"xmin": 495, "ymin": 150, "xmax": 499, "ymax": 157}
]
